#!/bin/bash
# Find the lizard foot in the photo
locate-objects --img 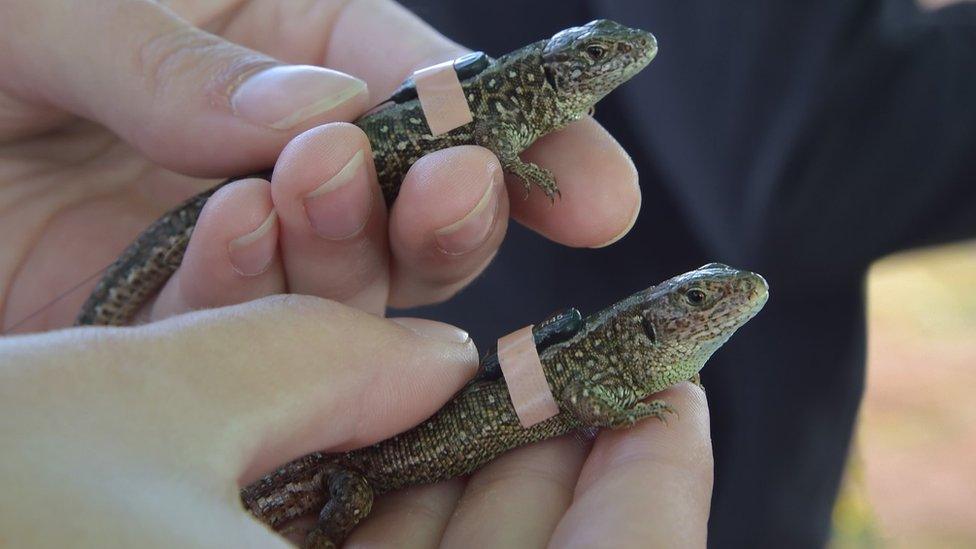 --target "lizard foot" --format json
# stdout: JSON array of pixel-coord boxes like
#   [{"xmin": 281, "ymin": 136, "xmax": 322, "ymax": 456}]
[
  {"xmin": 563, "ymin": 381, "xmax": 677, "ymax": 429},
  {"xmin": 303, "ymin": 466, "xmax": 374, "ymax": 549},
  {"xmin": 638, "ymin": 399, "xmax": 678, "ymax": 426},
  {"xmin": 503, "ymin": 157, "xmax": 560, "ymax": 202}
]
